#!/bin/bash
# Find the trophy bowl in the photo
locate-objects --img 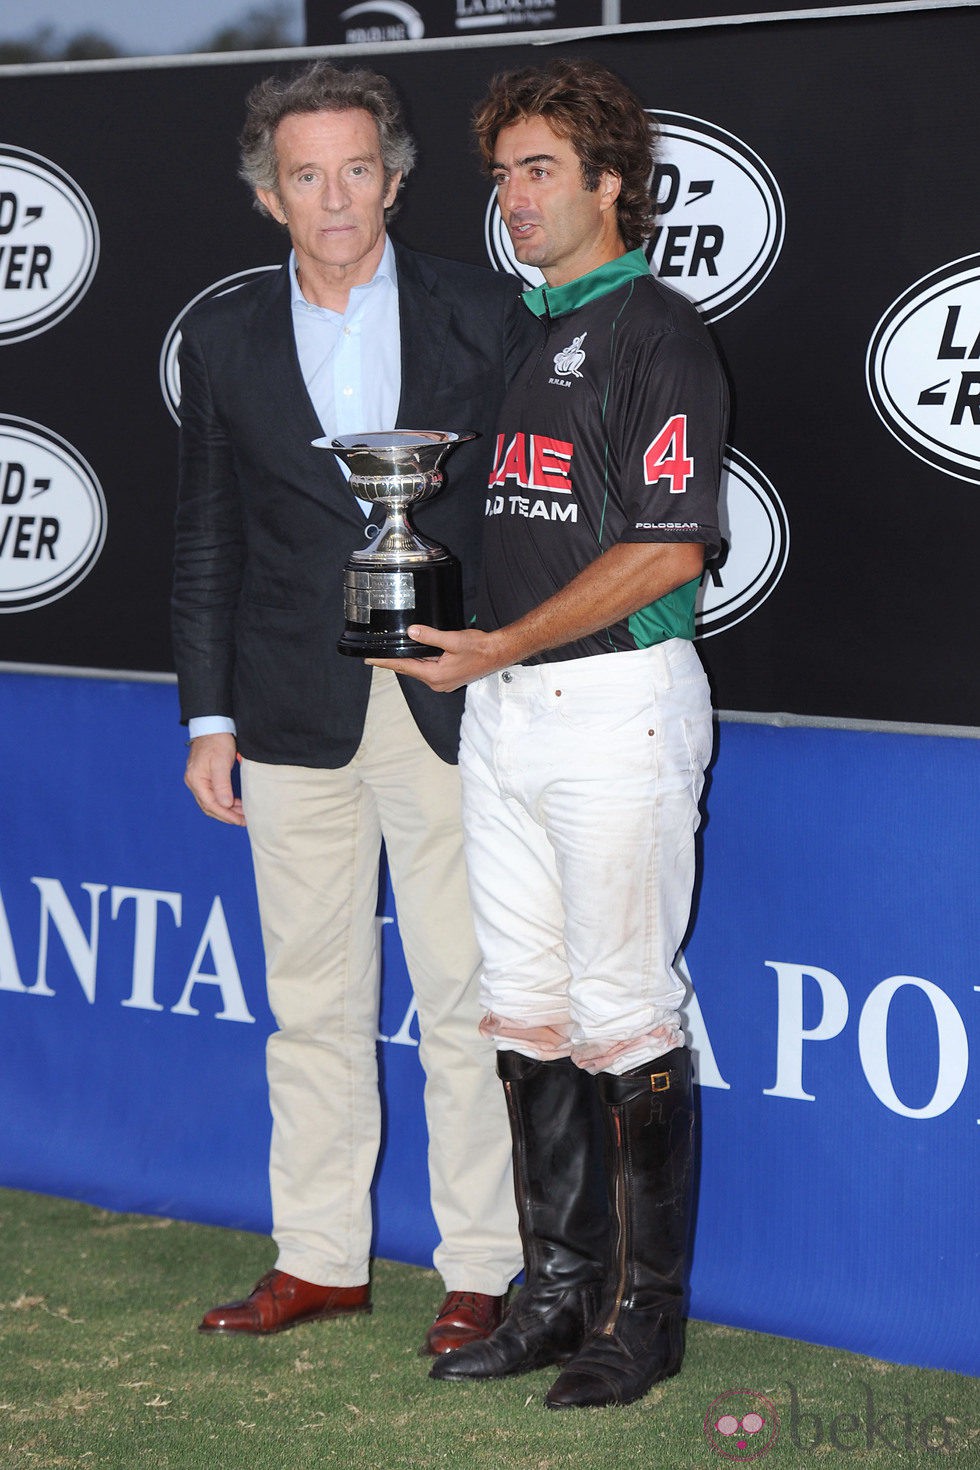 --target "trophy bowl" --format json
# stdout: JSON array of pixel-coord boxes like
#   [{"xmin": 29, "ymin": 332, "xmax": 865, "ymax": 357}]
[{"xmin": 314, "ymin": 430, "xmax": 473, "ymax": 659}]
